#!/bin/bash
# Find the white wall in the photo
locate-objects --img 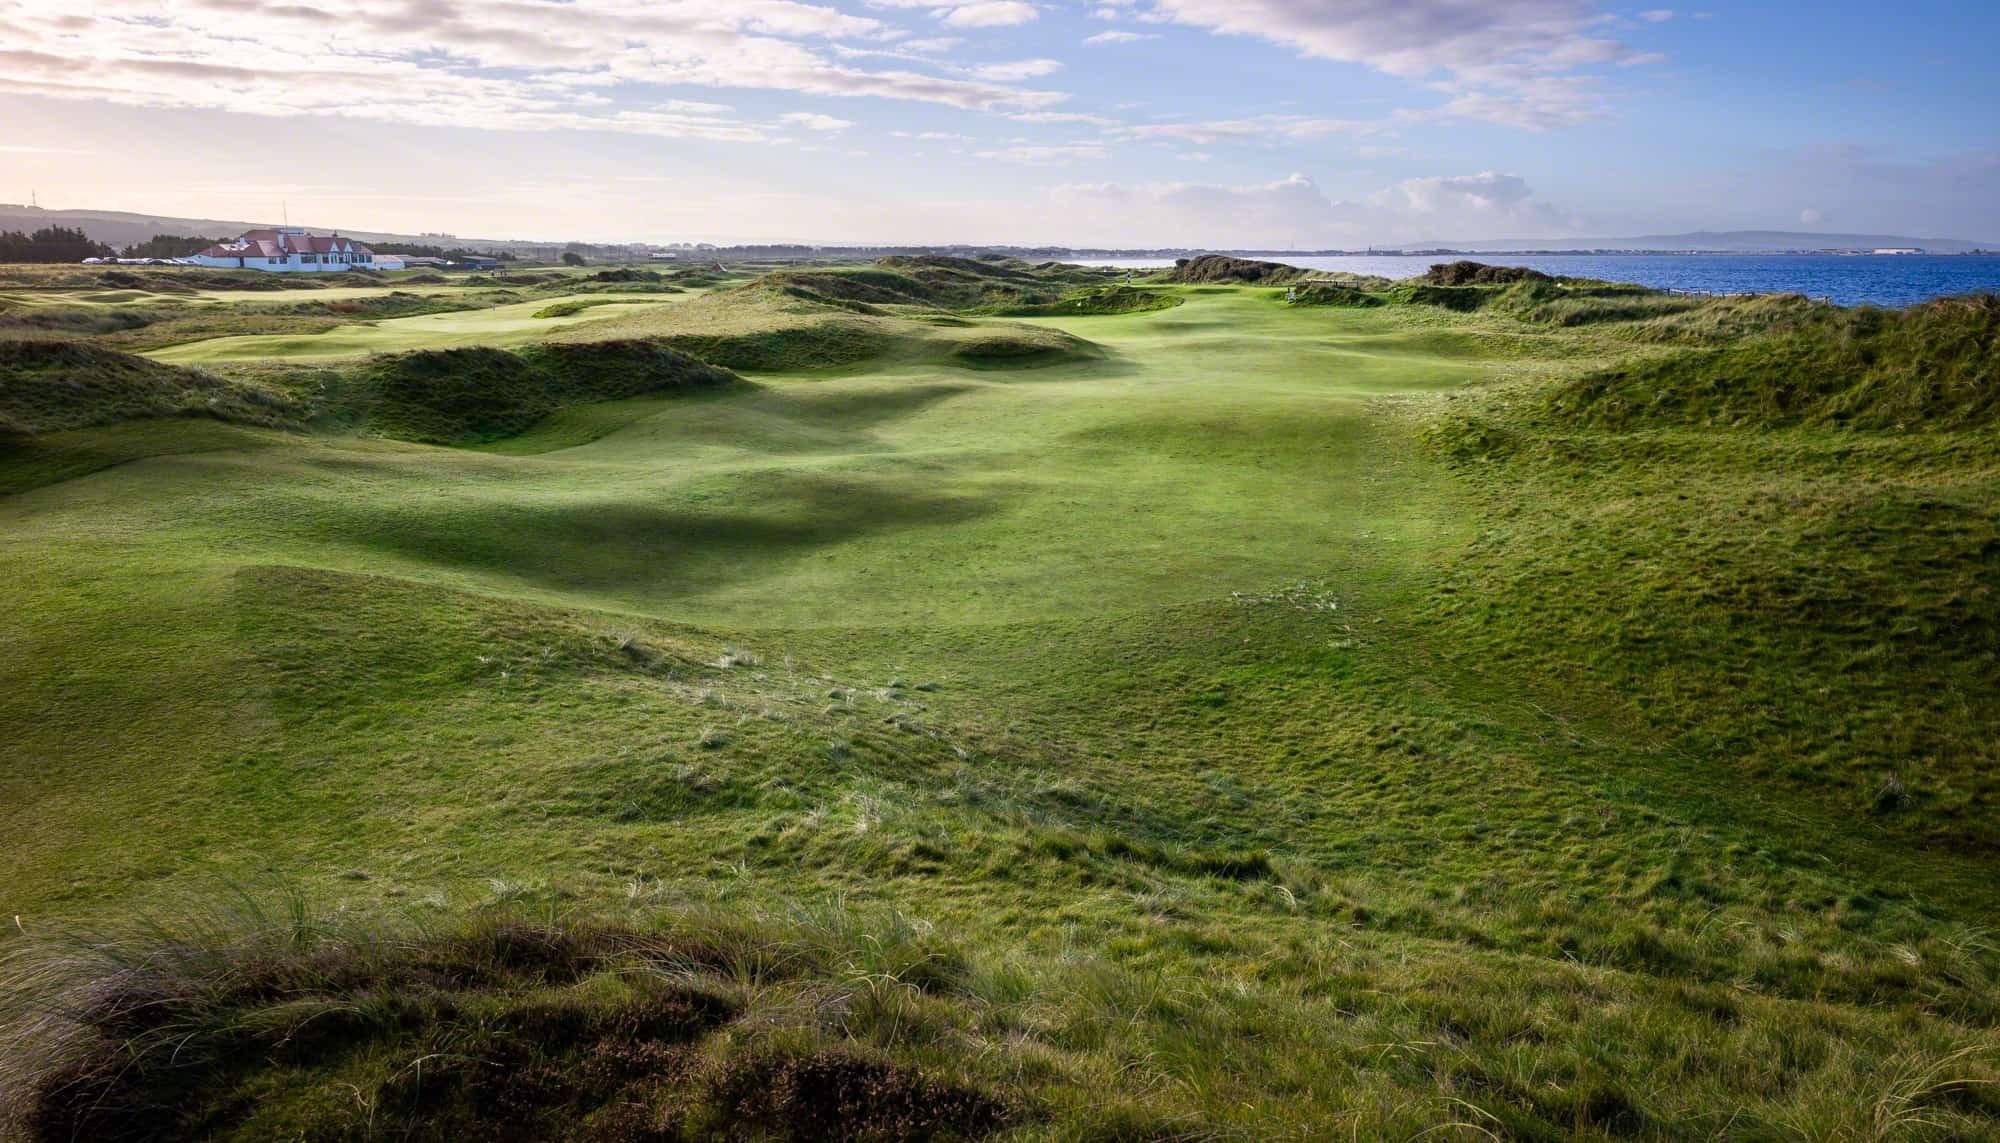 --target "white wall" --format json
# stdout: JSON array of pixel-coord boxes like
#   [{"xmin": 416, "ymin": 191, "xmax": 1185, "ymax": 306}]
[{"xmin": 182, "ymin": 253, "xmax": 369, "ymax": 272}]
